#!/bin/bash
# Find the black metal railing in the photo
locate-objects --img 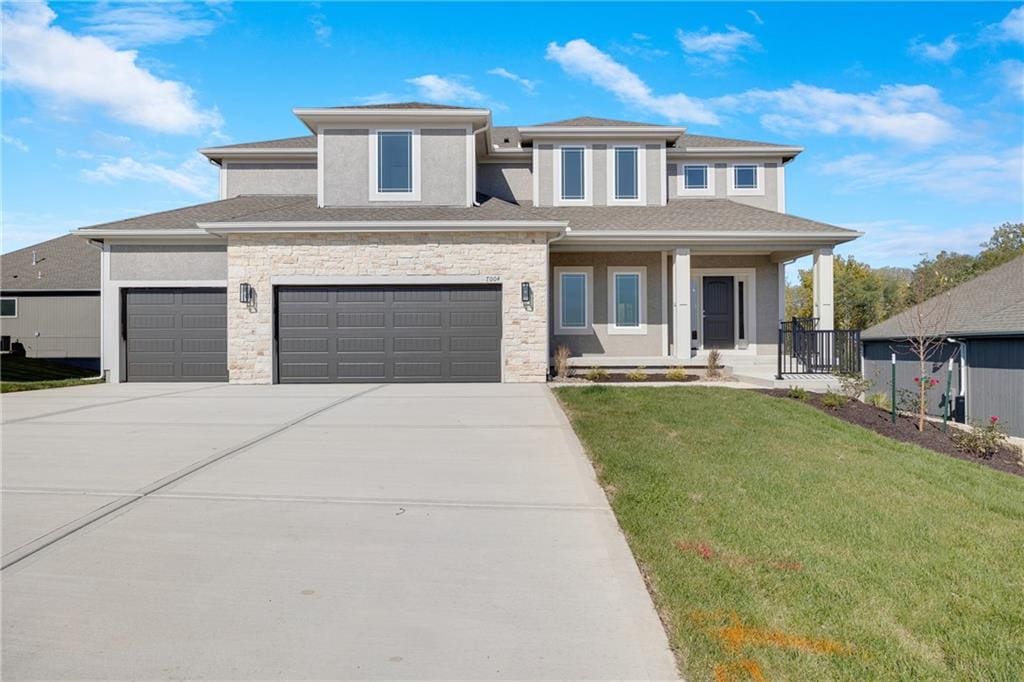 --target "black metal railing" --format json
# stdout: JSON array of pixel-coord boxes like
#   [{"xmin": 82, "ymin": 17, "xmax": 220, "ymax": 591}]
[{"xmin": 777, "ymin": 317, "xmax": 861, "ymax": 377}]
